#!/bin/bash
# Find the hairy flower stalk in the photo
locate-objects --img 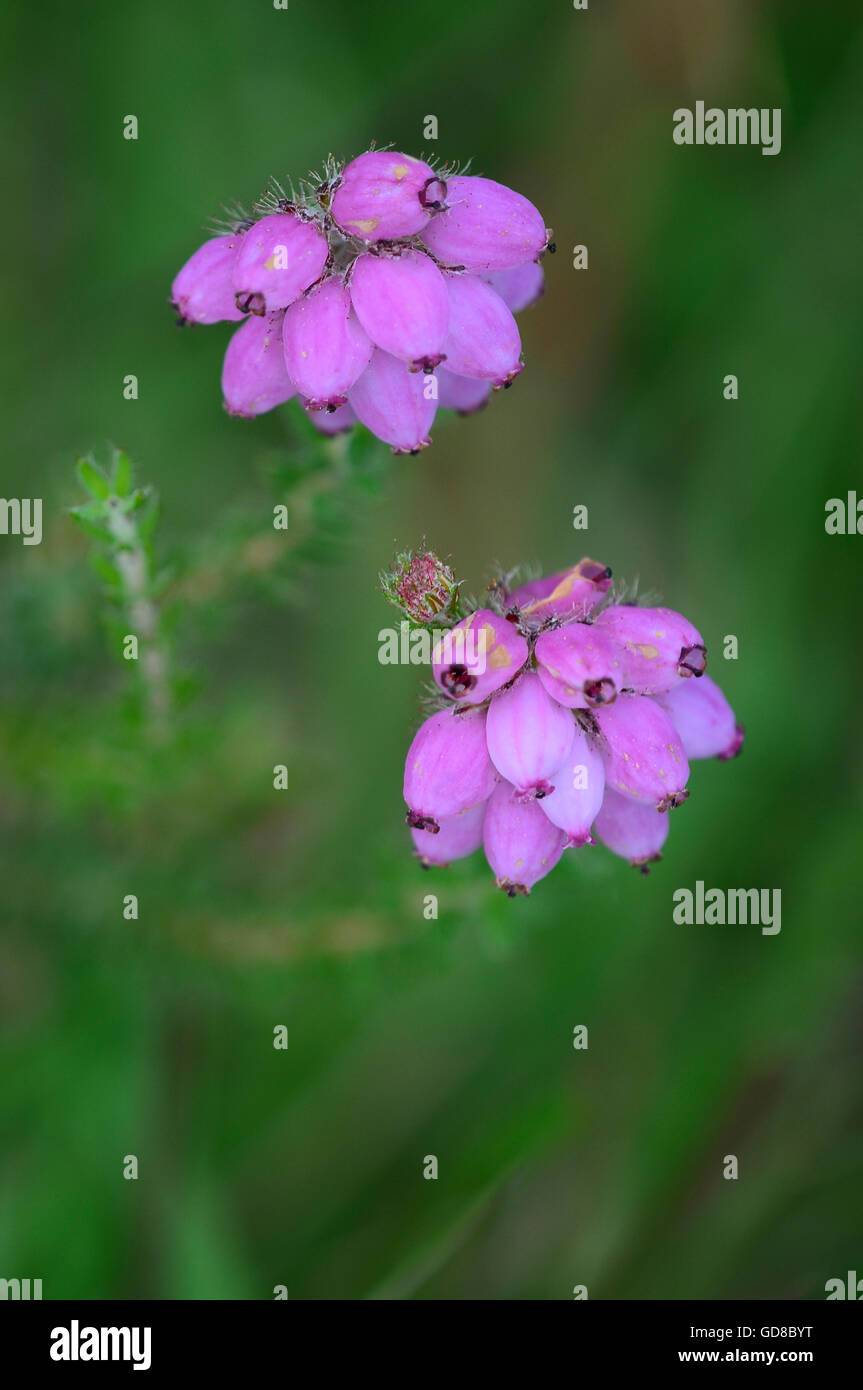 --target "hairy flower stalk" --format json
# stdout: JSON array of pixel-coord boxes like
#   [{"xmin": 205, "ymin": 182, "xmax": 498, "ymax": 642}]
[
  {"xmin": 171, "ymin": 147, "xmax": 552, "ymax": 452},
  {"xmin": 388, "ymin": 549, "xmax": 743, "ymax": 893},
  {"xmin": 71, "ymin": 453, "xmax": 171, "ymax": 743}
]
